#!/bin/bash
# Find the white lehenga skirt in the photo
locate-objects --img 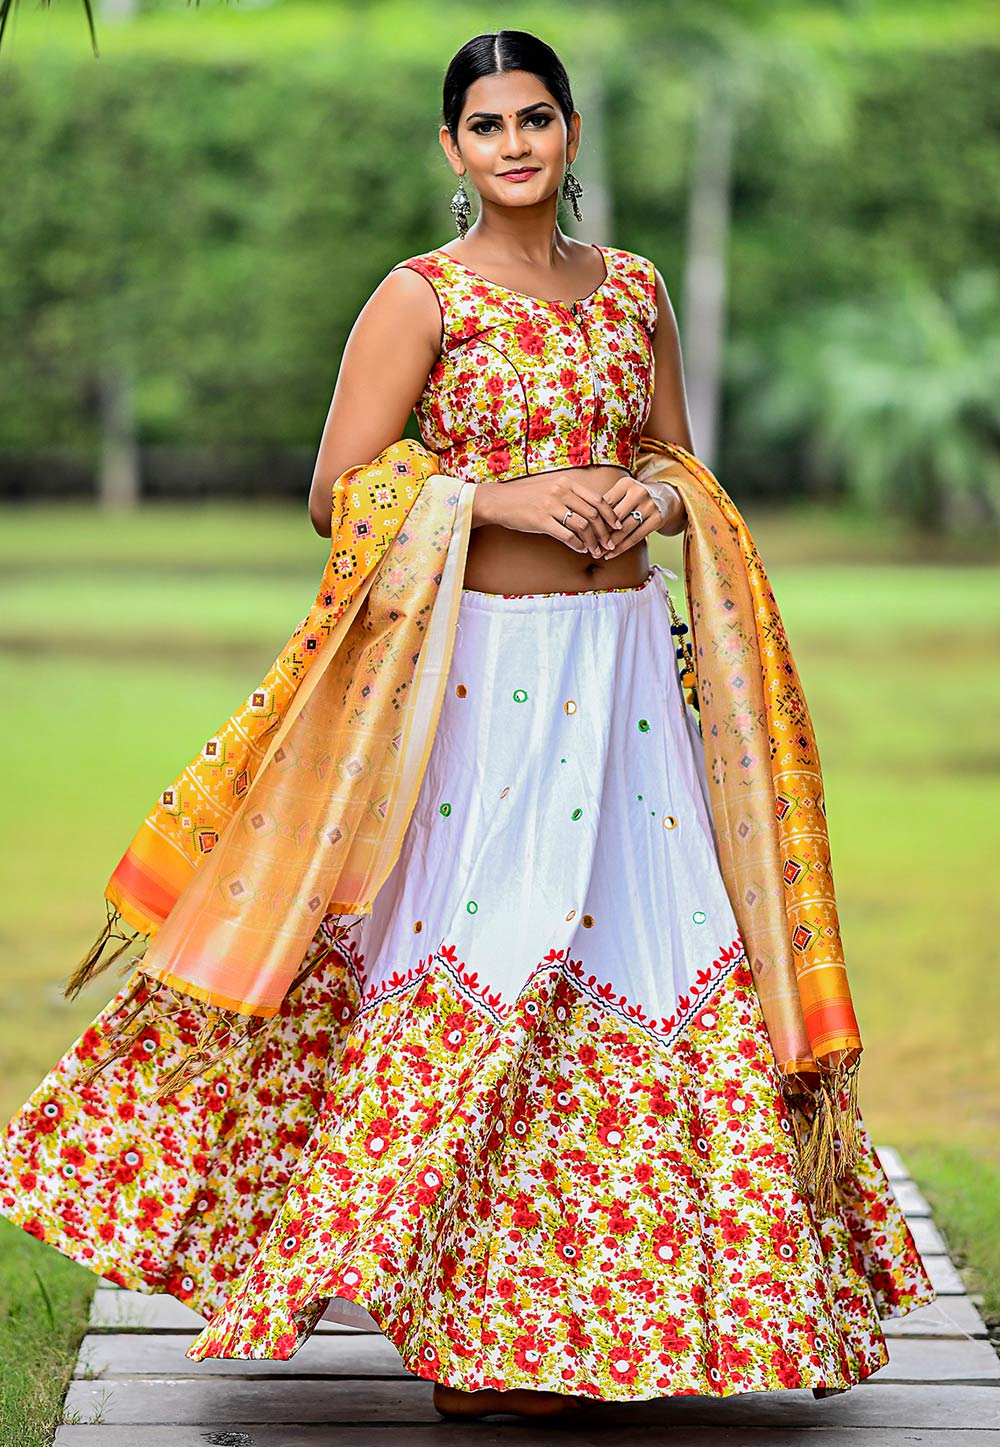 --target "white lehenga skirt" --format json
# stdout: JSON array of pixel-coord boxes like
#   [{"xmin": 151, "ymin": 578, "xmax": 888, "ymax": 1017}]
[
  {"xmin": 0, "ymin": 563, "xmax": 936, "ymax": 1400},
  {"xmin": 332, "ymin": 563, "xmax": 732, "ymax": 1059}
]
